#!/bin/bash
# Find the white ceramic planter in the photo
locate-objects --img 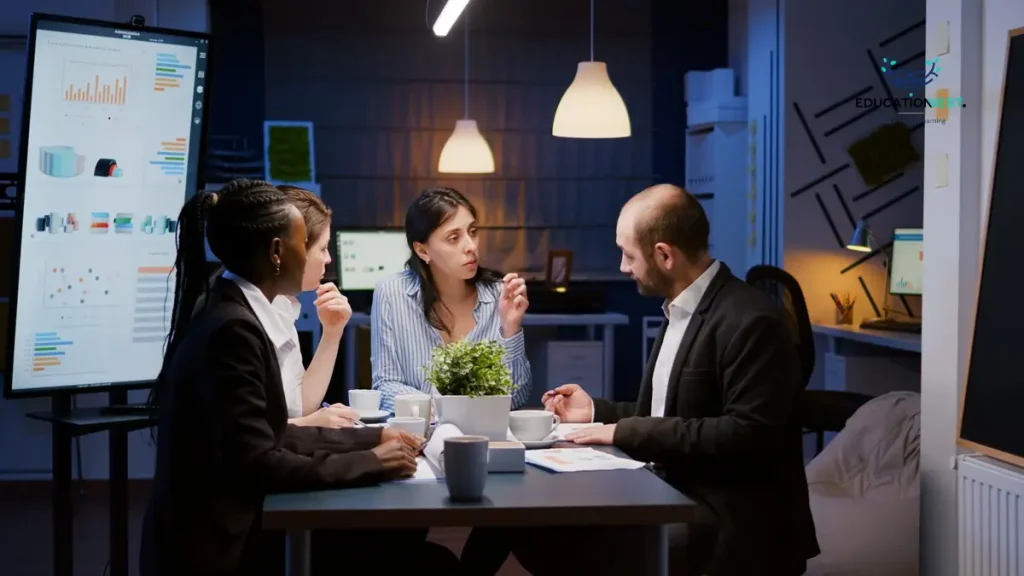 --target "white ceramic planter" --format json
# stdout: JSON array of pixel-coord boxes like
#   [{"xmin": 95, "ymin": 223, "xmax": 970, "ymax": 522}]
[{"xmin": 436, "ymin": 395, "xmax": 511, "ymax": 441}]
